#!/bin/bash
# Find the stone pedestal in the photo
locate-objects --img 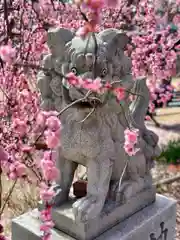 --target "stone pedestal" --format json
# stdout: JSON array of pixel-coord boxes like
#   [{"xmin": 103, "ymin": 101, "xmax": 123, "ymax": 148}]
[{"xmin": 12, "ymin": 194, "xmax": 176, "ymax": 240}]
